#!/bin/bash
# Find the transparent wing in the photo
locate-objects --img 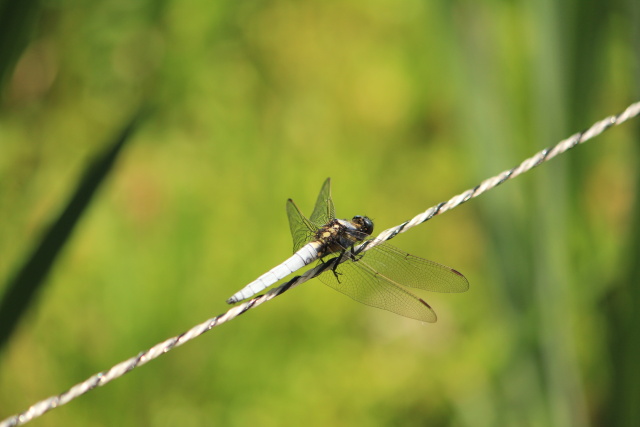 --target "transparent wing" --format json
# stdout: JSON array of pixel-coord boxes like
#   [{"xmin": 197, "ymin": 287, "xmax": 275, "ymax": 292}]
[
  {"xmin": 286, "ymin": 178, "xmax": 336, "ymax": 253},
  {"xmin": 308, "ymin": 178, "xmax": 335, "ymax": 228},
  {"xmin": 286, "ymin": 199, "xmax": 317, "ymax": 253},
  {"xmin": 317, "ymin": 256, "xmax": 438, "ymax": 322},
  {"xmin": 356, "ymin": 243, "xmax": 469, "ymax": 293},
  {"xmin": 316, "ymin": 243, "xmax": 468, "ymax": 322}
]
